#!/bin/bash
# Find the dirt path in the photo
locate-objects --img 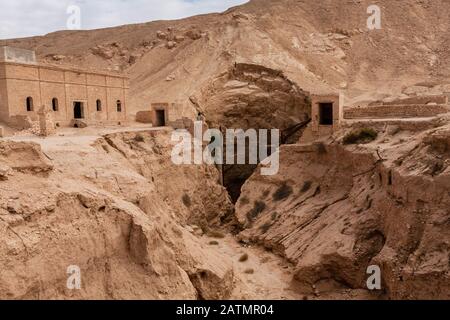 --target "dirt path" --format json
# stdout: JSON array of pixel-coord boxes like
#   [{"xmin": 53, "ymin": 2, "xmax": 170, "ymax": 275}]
[
  {"xmin": 199, "ymin": 234, "xmax": 304, "ymax": 300},
  {"xmin": 199, "ymin": 234, "xmax": 379, "ymax": 300}
]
